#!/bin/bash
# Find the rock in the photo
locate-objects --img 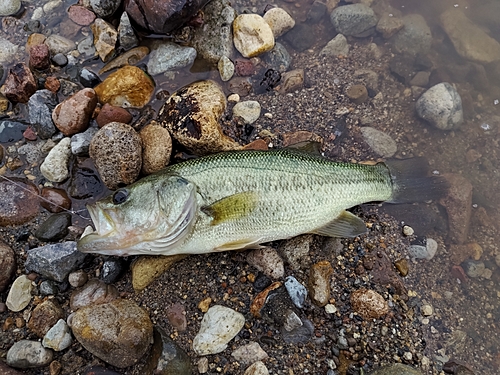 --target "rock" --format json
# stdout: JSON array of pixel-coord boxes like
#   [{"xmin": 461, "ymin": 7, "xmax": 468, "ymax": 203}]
[
  {"xmin": 40, "ymin": 188, "xmax": 71, "ymax": 214},
  {"xmin": 360, "ymin": 127, "xmax": 397, "ymax": 158},
  {"xmin": 68, "ymin": 5, "xmax": 96, "ymax": 26},
  {"xmin": 100, "ymin": 258, "xmax": 126, "ymax": 283},
  {"xmin": 350, "ymin": 288, "xmax": 389, "ymax": 319},
  {"xmin": 369, "ymin": 363, "xmax": 422, "ymax": 375},
  {"xmin": 6, "ymin": 340, "xmax": 53, "ymax": 369},
  {"xmin": 147, "ymin": 42, "xmax": 196, "ymax": 75},
  {"xmin": 346, "ymin": 84, "xmax": 368, "ymax": 104},
  {"xmin": 277, "ymin": 69, "xmax": 304, "ymax": 94},
  {"xmin": 52, "ymin": 88, "xmax": 98, "ymax": 136},
  {"xmin": 246, "ymin": 247, "xmax": 284, "ymax": 279},
  {"xmin": 90, "ymin": 0, "xmax": 120, "ymax": 18},
  {"xmin": 234, "ymin": 58, "xmax": 255, "ymax": 76},
  {"xmin": 281, "ymin": 318, "xmax": 314, "ymax": 344},
  {"xmin": 0, "ymin": 0, "xmax": 20, "ymax": 16},
  {"xmin": 99, "ymin": 46, "xmax": 149, "ymax": 74},
  {"xmin": 91, "ymin": 18, "xmax": 118, "ymax": 62},
  {"xmin": 262, "ymin": 43, "xmax": 291, "ymax": 72},
  {"xmin": 77, "ymin": 35, "xmax": 96, "ymax": 57},
  {"xmin": 462, "ymin": 259, "xmax": 485, "ymax": 278},
  {"xmin": 232, "ymin": 100, "xmax": 261, "ymax": 124},
  {"xmin": 40, "ymin": 137, "xmax": 72, "ymax": 183},
  {"xmin": 0, "ymin": 240, "xmax": 15, "ymax": 292},
  {"xmin": 70, "ymin": 126, "xmax": 98, "ymax": 156},
  {"xmin": 118, "ymin": 12, "xmax": 138, "ymax": 50},
  {"xmin": 233, "ymin": 14, "xmax": 275, "ymax": 58},
  {"xmin": 140, "ymin": 120, "xmax": 172, "ymax": 174},
  {"xmin": 263, "ymin": 7, "xmax": 295, "ymax": 38},
  {"xmin": 376, "ymin": 14, "xmax": 403, "ymax": 39},
  {"xmin": 284, "ymin": 276, "xmax": 308, "ymax": 308},
  {"xmin": 68, "ymin": 270, "xmax": 88, "ymax": 288},
  {"xmin": 70, "ymin": 279, "xmax": 119, "ymax": 310},
  {"xmin": 42, "ymin": 319, "xmax": 72, "ymax": 351},
  {"xmin": 39, "ymin": 280, "xmax": 59, "ymax": 296},
  {"xmin": 94, "ymin": 65, "xmax": 155, "ymax": 108},
  {"xmin": 29, "ymin": 44, "xmax": 50, "ymax": 70},
  {"xmin": 79, "ymin": 68, "xmax": 101, "ymax": 88},
  {"xmin": 34, "ymin": 213, "xmax": 72, "ymax": 241},
  {"xmin": 278, "ymin": 235, "xmax": 313, "ymax": 270},
  {"xmin": 218, "ymin": 56, "xmax": 235, "ymax": 81},
  {"xmin": 320, "ymin": 33, "xmax": 349, "ymax": 57},
  {"xmin": 231, "ymin": 342, "xmax": 268, "ymax": 365},
  {"xmin": 44, "ymin": 34, "xmax": 76, "ymax": 55},
  {"xmin": 96, "ymin": 103, "xmax": 132, "ymax": 127},
  {"xmin": 89, "ymin": 122, "xmax": 142, "ymax": 190},
  {"xmin": 3, "ymin": 63, "xmax": 37, "ymax": 103},
  {"xmin": 0, "ymin": 36, "xmax": 18, "ymax": 64},
  {"xmin": 389, "ymin": 54, "xmax": 416, "ymax": 85},
  {"xmin": 308, "ymin": 260, "xmax": 333, "ymax": 306},
  {"xmin": 416, "ymin": 82, "xmax": 463, "ymax": 130},
  {"xmin": 244, "ymin": 361, "xmax": 269, "ymax": 375},
  {"xmin": 6, "ymin": 275, "xmax": 32, "ymax": 312},
  {"xmin": 158, "ymin": 80, "xmax": 241, "ymax": 155},
  {"xmin": 28, "ymin": 89, "xmax": 58, "ymax": 139},
  {"xmin": 131, "ymin": 255, "xmax": 187, "ymax": 291},
  {"xmin": 441, "ymin": 9, "xmax": 500, "ymax": 64},
  {"xmin": 283, "ymin": 22, "xmax": 316, "ymax": 52},
  {"xmin": 393, "ymin": 14, "xmax": 431, "ymax": 56},
  {"xmin": 330, "ymin": 4, "xmax": 377, "ymax": 37},
  {"xmin": 408, "ymin": 237, "xmax": 438, "ymax": 260},
  {"xmin": 144, "ymin": 326, "xmax": 193, "ymax": 374},
  {"xmin": 421, "ymin": 304, "xmax": 433, "ymax": 316},
  {"xmin": 166, "ymin": 303, "xmax": 187, "ymax": 331},
  {"xmin": 192, "ymin": 305, "xmax": 245, "ymax": 355},
  {"xmin": 0, "ymin": 120, "xmax": 28, "ymax": 143},
  {"xmin": 27, "ymin": 299, "xmax": 64, "ymax": 338},
  {"xmin": 409, "ymin": 71, "xmax": 430, "ymax": 87},
  {"xmin": 71, "ymin": 298, "xmax": 153, "ymax": 368},
  {"xmin": 51, "ymin": 53, "xmax": 68, "ymax": 67},
  {"xmin": 191, "ymin": 0, "xmax": 236, "ymax": 64},
  {"xmin": 0, "ymin": 178, "xmax": 39, "ymax": 226},
  {"xmin": 25, "ymin": 241, "xmax": 87, "ymax": 282}
]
